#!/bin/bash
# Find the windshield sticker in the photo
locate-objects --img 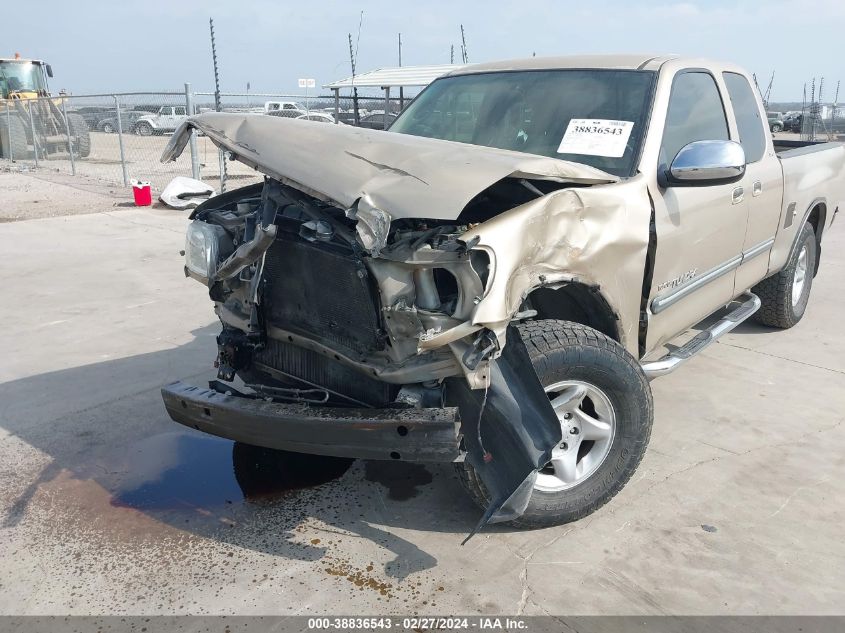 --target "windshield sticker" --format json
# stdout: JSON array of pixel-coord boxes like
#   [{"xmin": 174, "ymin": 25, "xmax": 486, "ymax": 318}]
[{"xmin": 557, "ymin": 119, "xmax": 634, "ymax": 158}]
